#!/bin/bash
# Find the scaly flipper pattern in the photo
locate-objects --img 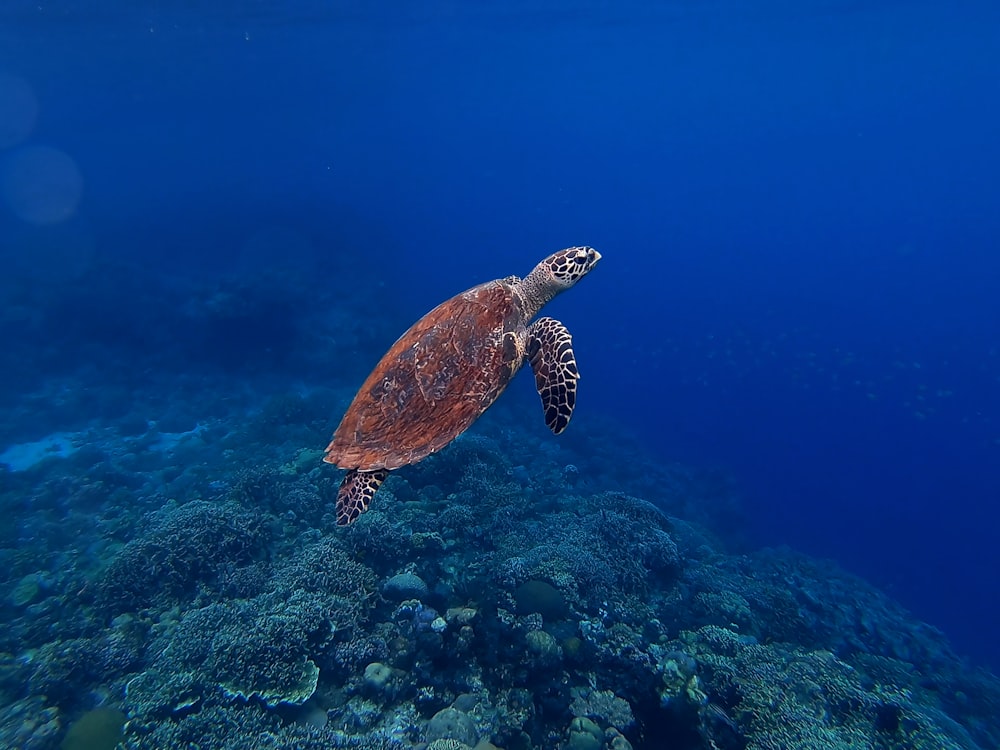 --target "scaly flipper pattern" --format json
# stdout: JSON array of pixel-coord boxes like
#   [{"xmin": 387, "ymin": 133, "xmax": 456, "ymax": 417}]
[
  {"xmin": 527, "ymin": 316, "xmax": 578, "ymax": 434},
  {"xmin": 337, "ymin": 468, "xmax": 389, "ymax": 526}
]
